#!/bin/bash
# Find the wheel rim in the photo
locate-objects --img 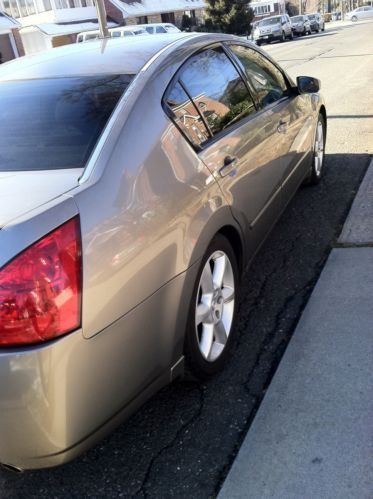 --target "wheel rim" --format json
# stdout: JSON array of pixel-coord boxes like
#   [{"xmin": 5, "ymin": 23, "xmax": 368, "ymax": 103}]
[
  {"xmin": 195, "ymin": 251, "xmax": 235, "ymax": 362},
  {"xmin": 314, "ymin": 119, "xmax": 324, "ymax": 177}
]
